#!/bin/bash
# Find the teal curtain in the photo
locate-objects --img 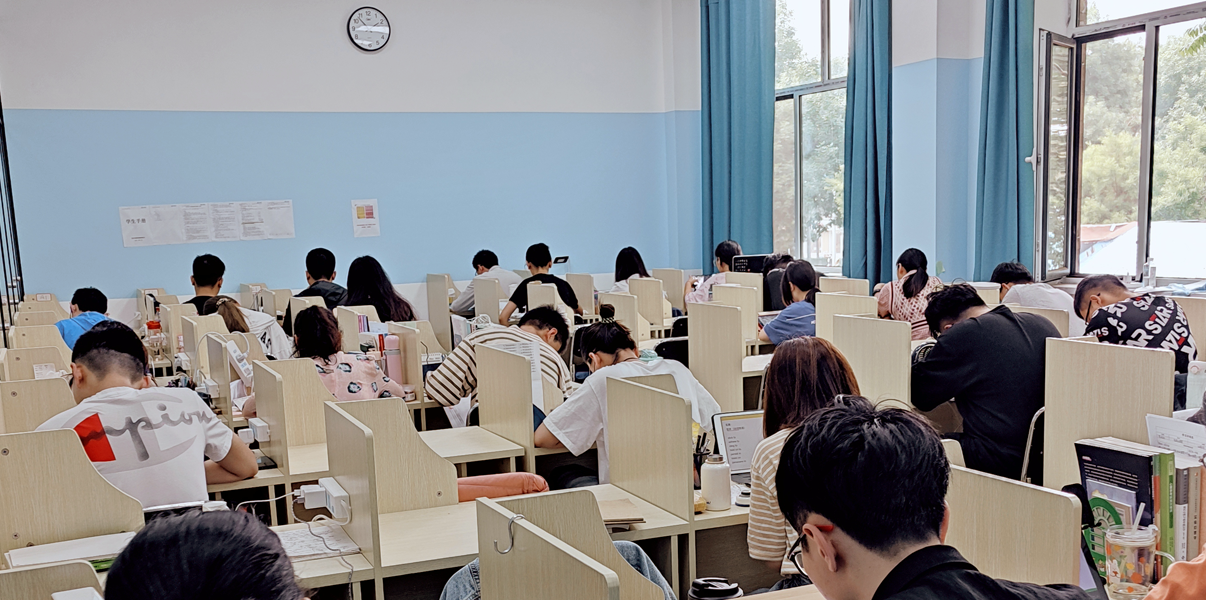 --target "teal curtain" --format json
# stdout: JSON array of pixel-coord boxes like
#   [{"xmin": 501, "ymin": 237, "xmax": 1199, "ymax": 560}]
[
  {"xmin": 974, "ymin": 0, "xmax": 1035, "ymax": 279},
  {"xmin": 700, "ymin": 0, "xmax": 775, "ymax": 273},
  {"xmin": 842, "ymin": 0, "xmax": 893, "ymax": 285}
]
